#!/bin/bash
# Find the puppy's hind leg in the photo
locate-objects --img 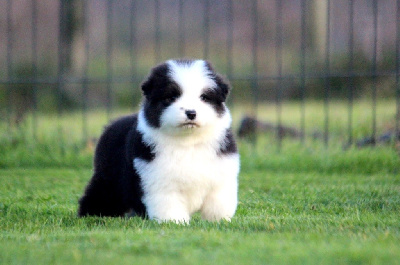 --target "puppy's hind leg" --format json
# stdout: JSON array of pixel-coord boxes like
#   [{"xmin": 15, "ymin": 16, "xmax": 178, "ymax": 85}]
[{"xmin": 78, "ymin": 172, "xmax": 126, "ymax": 217}]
